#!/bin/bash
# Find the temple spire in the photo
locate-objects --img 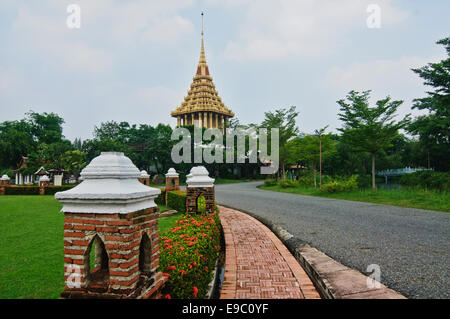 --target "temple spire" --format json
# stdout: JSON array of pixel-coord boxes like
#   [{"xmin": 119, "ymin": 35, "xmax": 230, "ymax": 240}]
[
  {"xmin": 199, "ymin": 12, "xmax": 206, "ymax": 64},
  {"xmin": 170, "ymin": 12, "xmax": 234, "ymax": 129}
]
